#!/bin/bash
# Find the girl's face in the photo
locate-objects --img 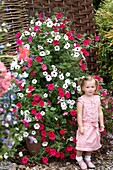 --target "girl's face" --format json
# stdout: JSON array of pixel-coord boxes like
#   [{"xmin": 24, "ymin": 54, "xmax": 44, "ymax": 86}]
[{"xmin": 82, "ymin": 79, "xmax": 96, "ymax": 96}]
